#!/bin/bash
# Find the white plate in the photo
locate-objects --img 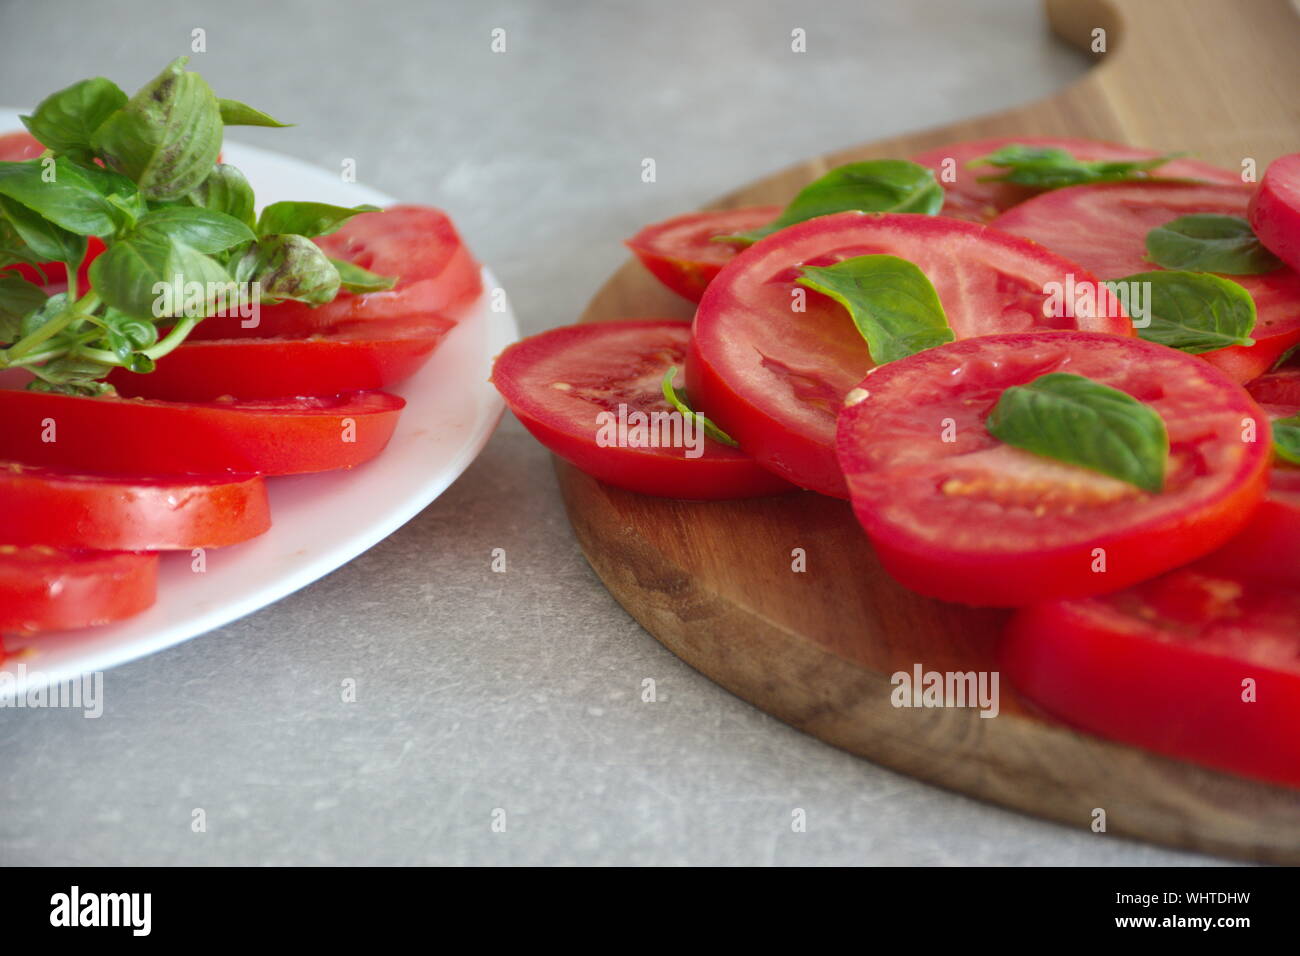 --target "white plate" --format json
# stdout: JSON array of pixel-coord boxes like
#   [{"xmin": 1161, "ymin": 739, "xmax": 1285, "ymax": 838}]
[{"xmin": 0, "ymin": 114, "xmax": 519, "ymax": 700}]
